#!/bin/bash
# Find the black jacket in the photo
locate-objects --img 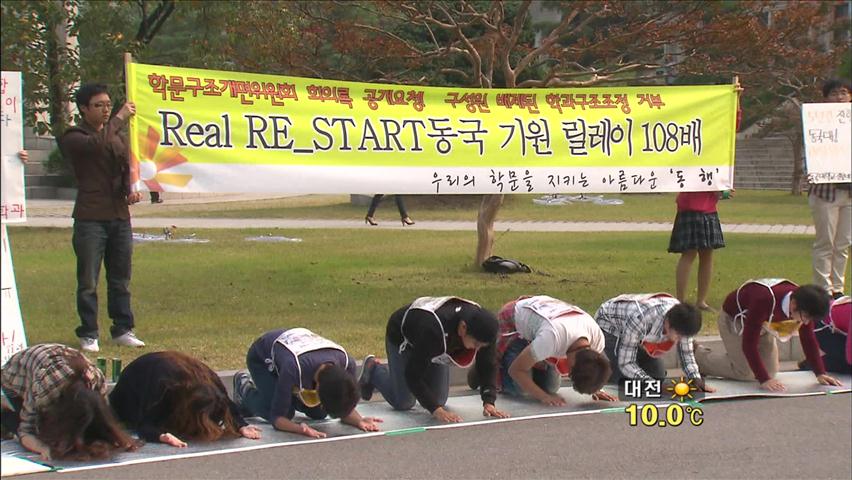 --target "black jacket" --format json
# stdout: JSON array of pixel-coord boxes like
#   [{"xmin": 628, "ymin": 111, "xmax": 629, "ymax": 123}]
[{"xmin": 386, "ymin": 299, "xmax": 498, "ymax": 412}]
